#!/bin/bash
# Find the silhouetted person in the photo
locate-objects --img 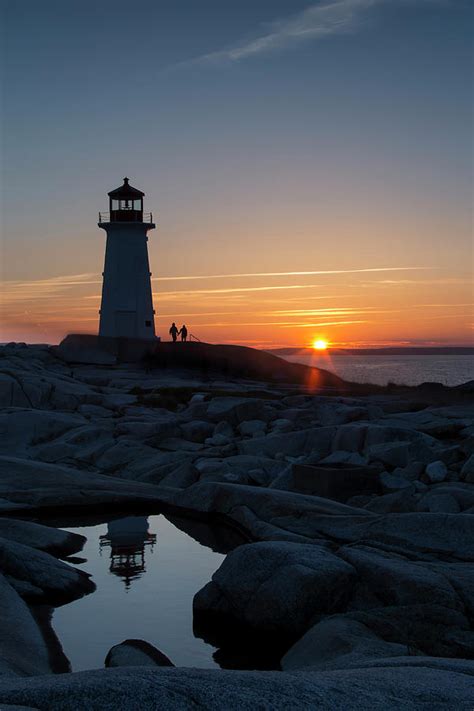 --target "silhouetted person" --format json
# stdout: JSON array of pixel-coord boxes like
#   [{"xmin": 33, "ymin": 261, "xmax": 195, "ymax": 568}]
[
  {"xmin": 169, "ymin": 322, "xmax": 178, "ymax": 342},
  {"xmin": 179, "ymin": 324, "xmax": 188, "ymax": 342}
]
